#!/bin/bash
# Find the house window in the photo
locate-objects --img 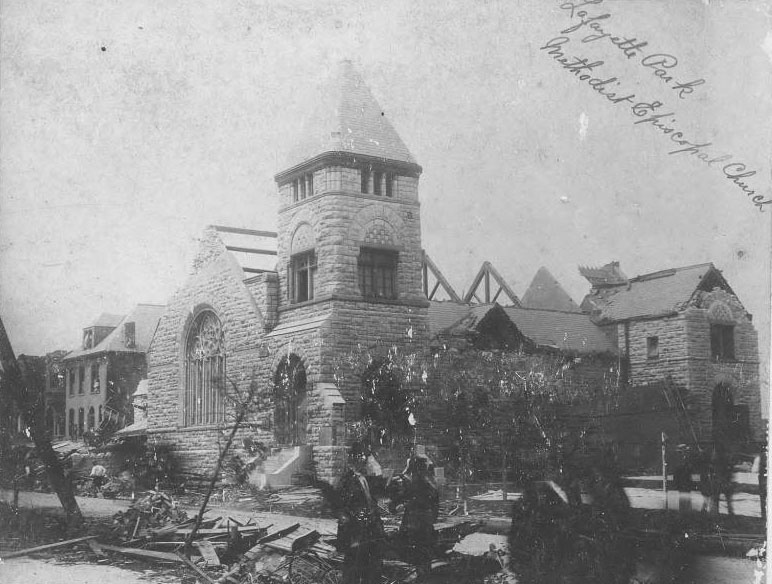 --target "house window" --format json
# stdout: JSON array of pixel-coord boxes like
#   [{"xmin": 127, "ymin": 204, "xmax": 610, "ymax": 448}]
[
  {"xmin": 68, "ymin": 369, "xmax": 75, "ymax": 396},
  {"xmin": 78, "ymin": 408, "xmax": 85, "ymax": 437},
  {"xmin": 78, "ymin": 365, "xmax": 85, "ymax": 394},
  {"xmin": 184, "ymin": 311, "xmax": 226, "ymax": 426},
  {"xmin": 98, "ymin": 405, "xmax": 103, "ymax": 424},
  {"xmin": 306, "ymin": 172, "xmax": 314, "ymax": 197},
  {"xmin": 647, "ymin": 336, "xmax": 659, "ymax": 359},
  {"xmin": 91, "ymin": 363, "xmax": 100, "ymax": 393},
  {"xmin": 69, "ymin": 409, "xmax": 75, "ymax": 438},
  {"xmin": 359, "ymin": 248, "xmax": 398, "ymax": 299},
  {"xmin": 292, "ymin": 179, "xmax": 299, "ymax": 202},
  {"xmin": 290, "ymin": 251, "xmax": 316, "ymax": 303},
  {"xmin": 361, "ymin": 168, "xmax": 370, "ymax": 194},
  {"xmin": 373, "ymin": 171, "xmax": 383, "ymax": 196},
  {"xmin": 710, "ymin": 324, "xmax": 735, "ymax": 361},
  {"xmin": 87, "ymin": 407, "xmax": 95, "ymax": 430},
  {"xmin": 385, "ymin": 173, "xmax": 394, "ymax": 197}
]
